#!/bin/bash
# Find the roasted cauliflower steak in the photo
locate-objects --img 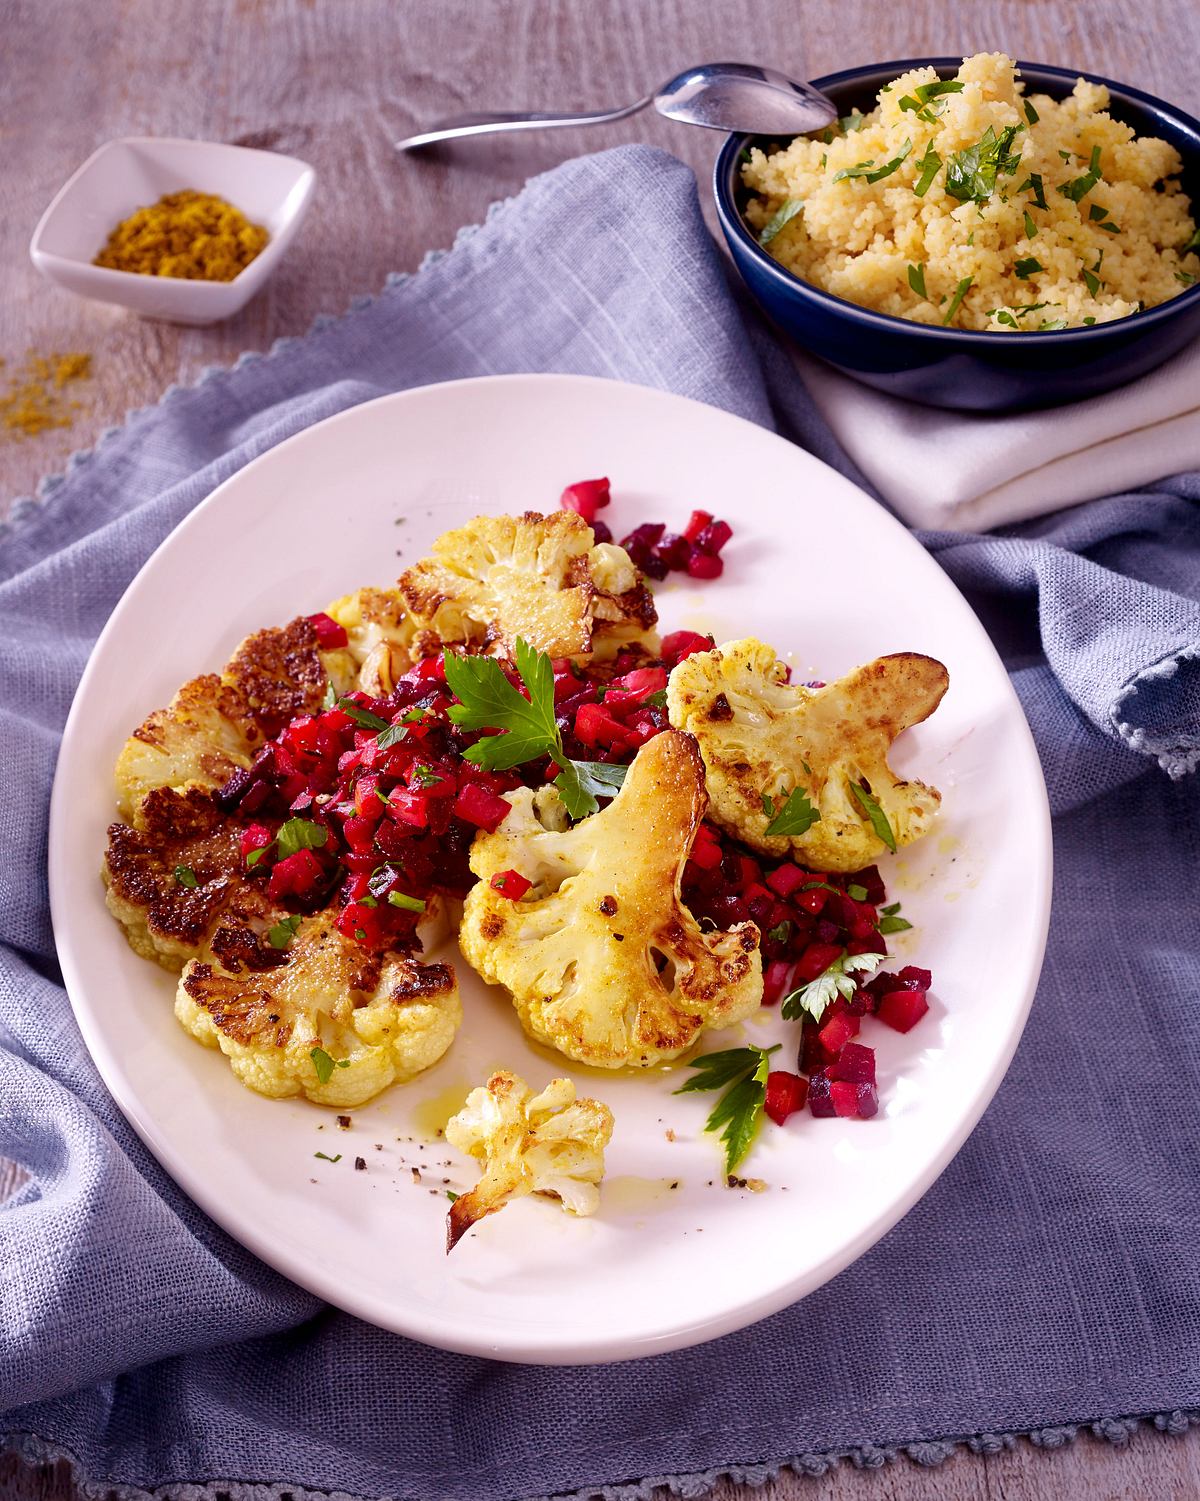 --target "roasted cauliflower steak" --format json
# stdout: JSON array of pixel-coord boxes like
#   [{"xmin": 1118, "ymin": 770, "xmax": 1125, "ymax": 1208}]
[
  {"xmin": 459, "ymin": 727, "xmax": 763, "ymax": 1067},
  {"xmin": 666, "ymin": 638, "xmax": 949, "ymax": 872},
  {"xmin": 176, "ymin": 910, "xmax": 461, "ymax": 1106},
  {"xmin": 445, "ymin": 1071, "xmax": 614, "ymax": 1251},
  {"xmin": 396, "ymin": 510, "xmax": 658, "ymax": 660},
  {"xmin": 113, "ymin": 611, "xmax": 375, "ymax": 819}
]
